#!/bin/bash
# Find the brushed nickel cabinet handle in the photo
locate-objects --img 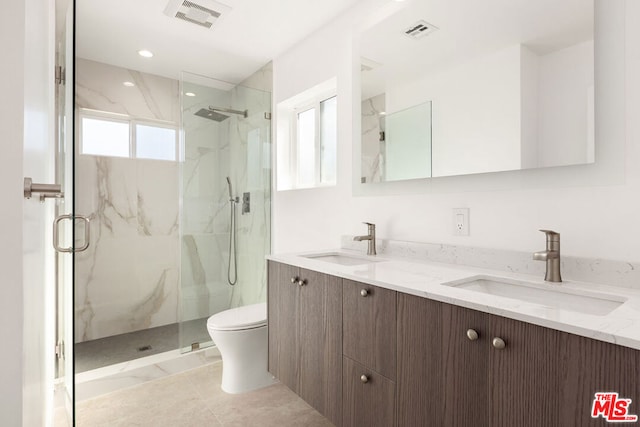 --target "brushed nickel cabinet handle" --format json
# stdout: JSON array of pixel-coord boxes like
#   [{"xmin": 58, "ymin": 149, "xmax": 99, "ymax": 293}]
[
  {"xmin": 466, "ymin": 329, "xmax": 479, "ymax": 341},
  {"xmin": 360, "ymin": 289, "xmax": 369, "ymax": 297},
  {"xmin": 360, "ymin": 374, "xmax": 369, "ymax": 383},
  {"xmin": 492, "ymin": 337, "xmax": 506, "ymax": 350}
]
